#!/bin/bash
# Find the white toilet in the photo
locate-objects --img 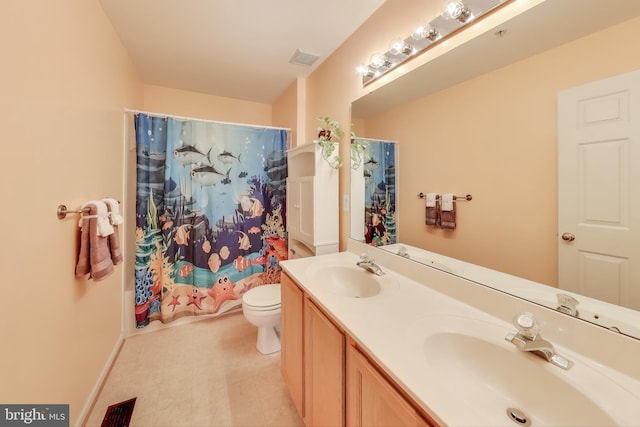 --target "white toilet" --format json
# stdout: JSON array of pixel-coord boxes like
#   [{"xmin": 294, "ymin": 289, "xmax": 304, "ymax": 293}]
[{"xmin": 241, "ymin": 283, "xmax": 282, "ymax": 354}]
